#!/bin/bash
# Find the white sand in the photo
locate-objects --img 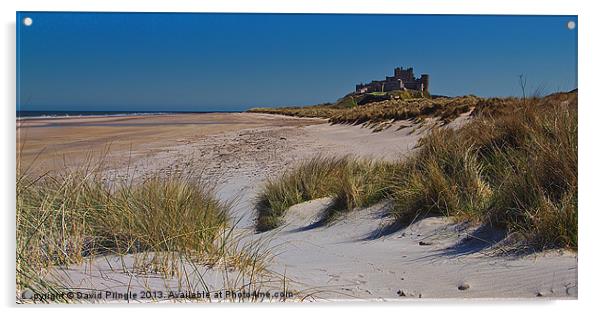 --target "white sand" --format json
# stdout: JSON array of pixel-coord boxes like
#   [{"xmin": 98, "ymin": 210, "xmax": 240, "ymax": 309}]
[
  {"xmin": 39, "ymin": 113, "xmax": 576, "ymax": 301},
  {"xmin": 249, "ymin": 198, "xmax": 577, "ymax": 299}
]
